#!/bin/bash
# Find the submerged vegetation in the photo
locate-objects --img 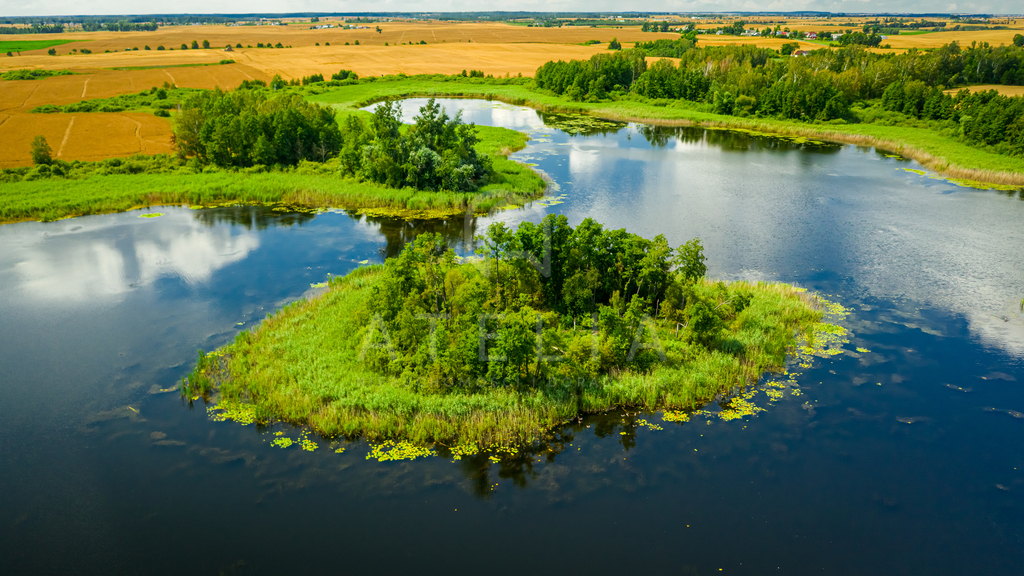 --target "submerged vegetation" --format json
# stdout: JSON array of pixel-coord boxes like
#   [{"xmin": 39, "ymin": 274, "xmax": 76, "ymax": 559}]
[{"xmin": 186, "ymin": 217, "xmax": 827, "ymax": 445}]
